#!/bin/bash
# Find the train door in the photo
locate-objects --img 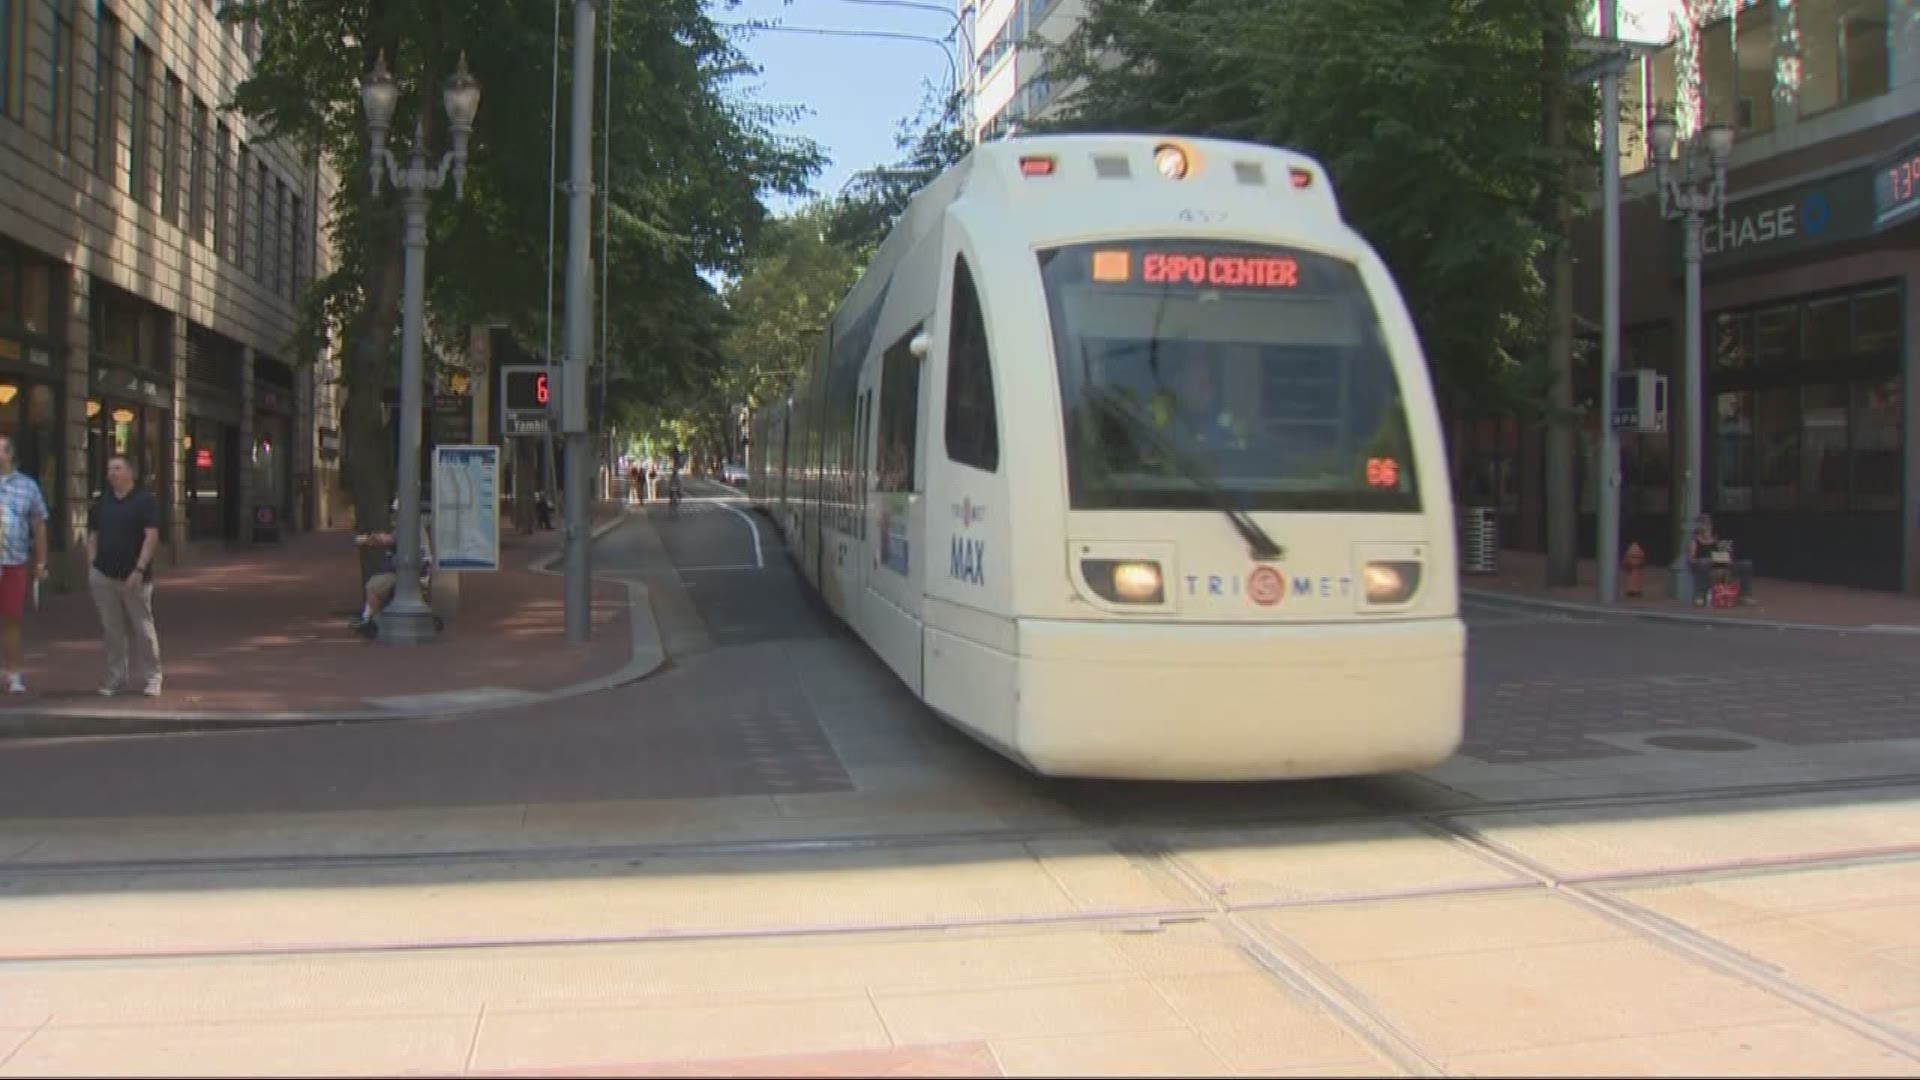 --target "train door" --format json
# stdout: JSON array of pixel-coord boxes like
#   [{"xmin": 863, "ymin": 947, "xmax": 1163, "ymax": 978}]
[
  {"xmin": 863, "ymin": 324, "xmax": 928, "ymax": 692},
  {"xmin": 921, "ymin": 245, "xmax": 1017, "ymax": 749}
]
